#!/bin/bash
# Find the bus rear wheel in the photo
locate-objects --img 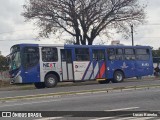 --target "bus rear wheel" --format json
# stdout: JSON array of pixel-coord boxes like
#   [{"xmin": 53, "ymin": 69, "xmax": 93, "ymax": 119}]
[
  {"xmin": 34, "ymin": 82, "xmax": 45, "ymax": 89},
  {"xmin": 112, "ymin": 71, "xmax": 124, "ymax": 83},
  {"xmin": 45, "ymin": 74, "xmax": 58, "ymax": 88}
]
